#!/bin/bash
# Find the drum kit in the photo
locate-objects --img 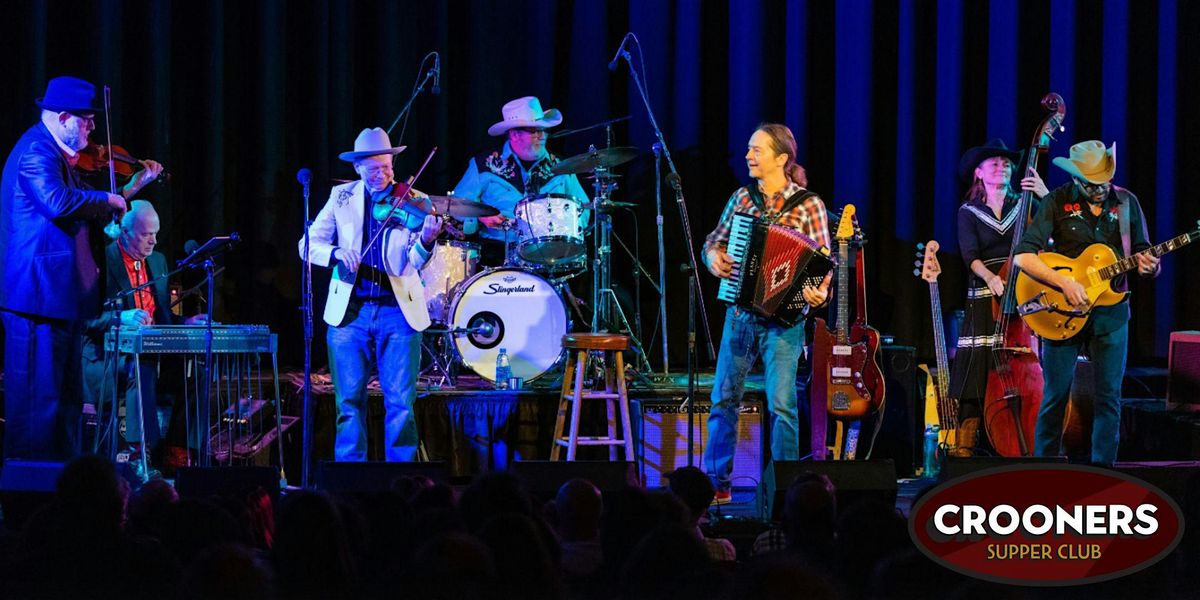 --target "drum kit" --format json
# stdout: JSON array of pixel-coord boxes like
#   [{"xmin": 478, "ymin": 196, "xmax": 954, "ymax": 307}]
[{"xmin": 417, "ymin": 144, "xmax": 647, "ymax": 387}]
